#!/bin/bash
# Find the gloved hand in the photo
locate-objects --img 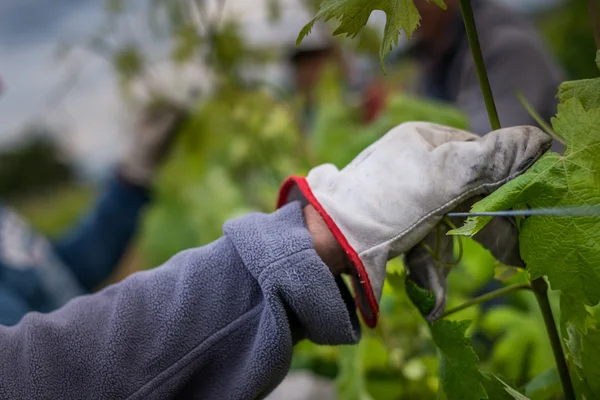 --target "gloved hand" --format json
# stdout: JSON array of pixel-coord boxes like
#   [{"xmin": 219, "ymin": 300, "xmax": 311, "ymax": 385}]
[
  {"xmin": 277, "ymin": 122, "xmax": 552, "ymax": 327},
  {"xmin": 119, "ymin": 101, "xmax": 187, "ymax": 187}
]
